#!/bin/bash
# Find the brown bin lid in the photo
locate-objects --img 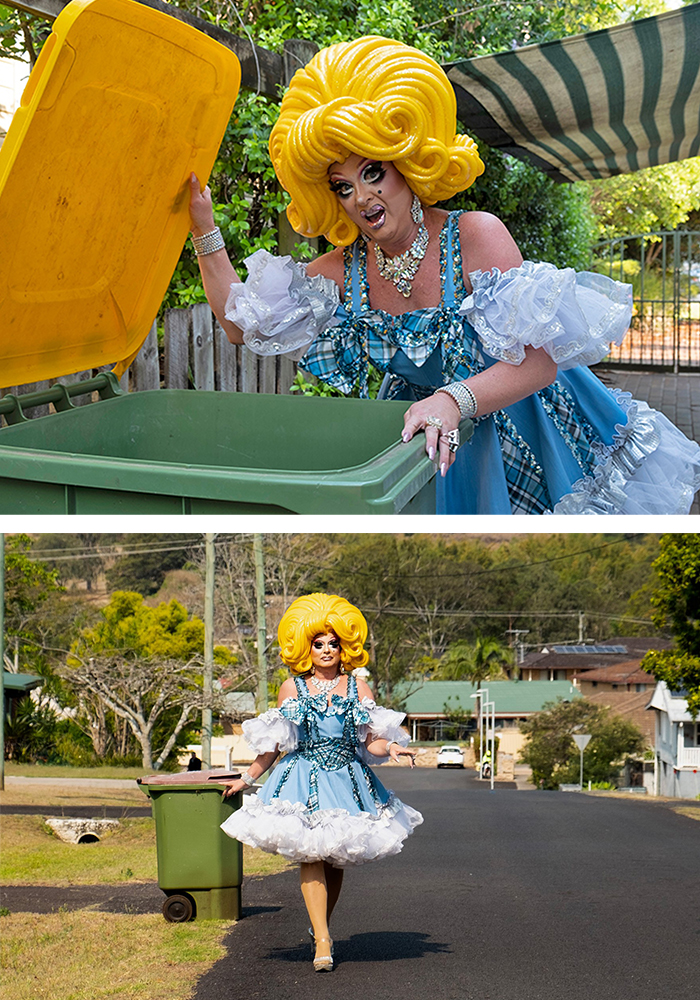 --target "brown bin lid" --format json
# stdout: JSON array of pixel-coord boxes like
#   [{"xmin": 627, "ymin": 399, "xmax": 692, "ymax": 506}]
[{"xmin": 138, "ymin": 770, "xmax": 241, "ymax": 787}]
